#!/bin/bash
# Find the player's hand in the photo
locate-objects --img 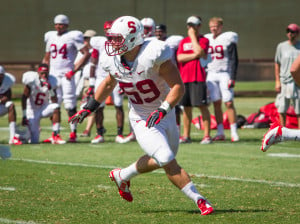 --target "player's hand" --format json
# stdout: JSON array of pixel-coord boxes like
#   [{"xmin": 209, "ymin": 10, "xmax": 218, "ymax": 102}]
[
  {"xmin": 22, "ymin": 116, "xmax": 28, "ymax": 126},
  {"xmin": 146, "ymin": 108, "xmax": 167, "ymax": 128},
  {"xmin": 65, "ymin": 70, "xmax": 75, "ymax": 80},
  {"xmin": 68, "ymin": 109, "xmax": 91, "ymax": 124},
  {"xmin": 228, "ymin": 79, "xmax": 235, "ymax": 89},
  {"xmin": 42, "ymin": 81, "xmax": 51, "ymax": 90},
  {"xmin": 86, "ymin": 86, "xmax": 94, "ymax": 97}
]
